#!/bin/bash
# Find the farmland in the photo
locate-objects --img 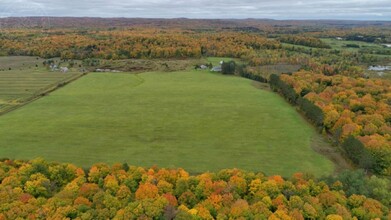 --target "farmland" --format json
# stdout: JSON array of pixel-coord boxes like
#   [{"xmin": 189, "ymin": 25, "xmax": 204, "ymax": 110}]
[
  {"xmin": 0, "ymin": 70, "xmax": 334, "ymax": 176},
  {"xmin": 321, "ymin": 38, "xmax": 389, "ymax": 51},
  {"xmin": 0, "ymin": 56, "xmax": 82, "ymax": 114}
]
